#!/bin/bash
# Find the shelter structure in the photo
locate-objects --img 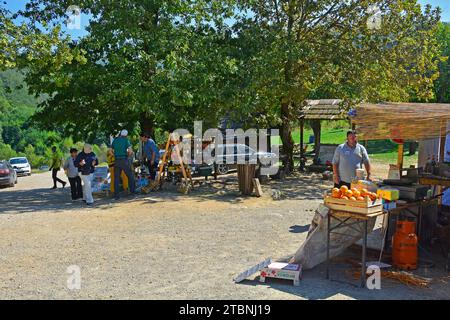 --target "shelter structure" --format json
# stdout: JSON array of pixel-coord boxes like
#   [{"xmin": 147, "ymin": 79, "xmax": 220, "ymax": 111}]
[{"xmin": 297, "ymin": 99, "xmax": 350, "ymax": 169}]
